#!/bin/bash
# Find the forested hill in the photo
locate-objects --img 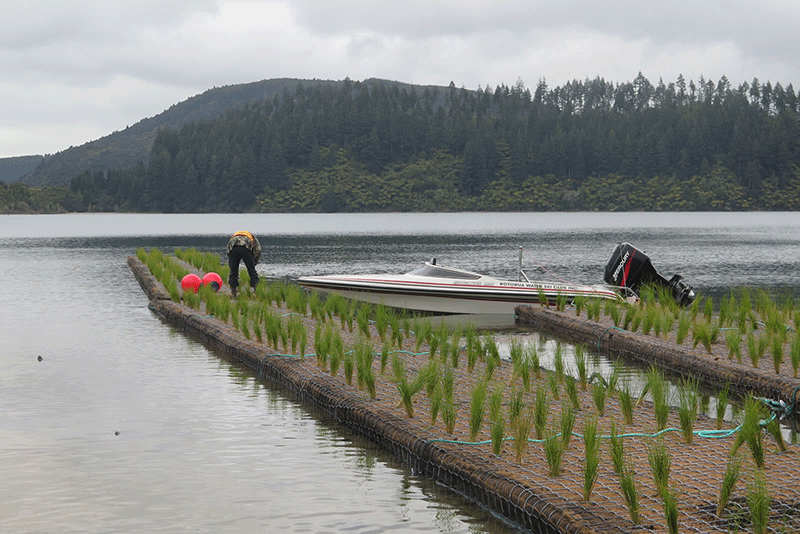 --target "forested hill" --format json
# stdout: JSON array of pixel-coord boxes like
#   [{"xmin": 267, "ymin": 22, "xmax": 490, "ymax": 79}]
[
  {"xmin": 0, "ymin": 155, "xmax": 43, "ymax": 183},
  {"xmin": 22, "ymin": 78, "xmax": 423, "ymax": 187},
  {"xmin": 62, "ymin": 74, "xmax": 800, "ymax": 213}
]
